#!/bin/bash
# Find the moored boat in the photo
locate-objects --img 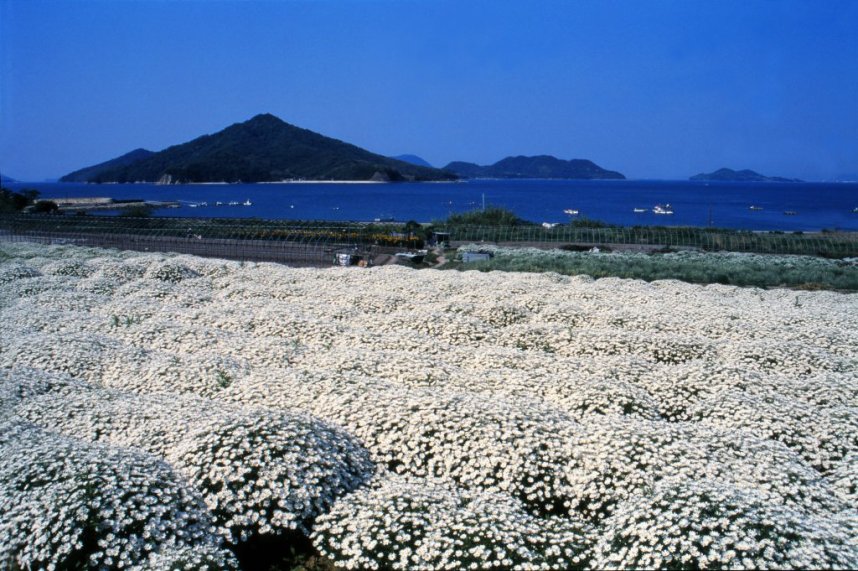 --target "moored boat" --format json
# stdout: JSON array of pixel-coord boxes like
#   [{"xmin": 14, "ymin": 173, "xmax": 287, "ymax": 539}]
[
  {"xmin": 652, "ymin": 204, "xmax": 674, "ymax": 215},
  {"xmin": 563, "ymin": 209, "xmax": 579, "ymax": 215}
]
